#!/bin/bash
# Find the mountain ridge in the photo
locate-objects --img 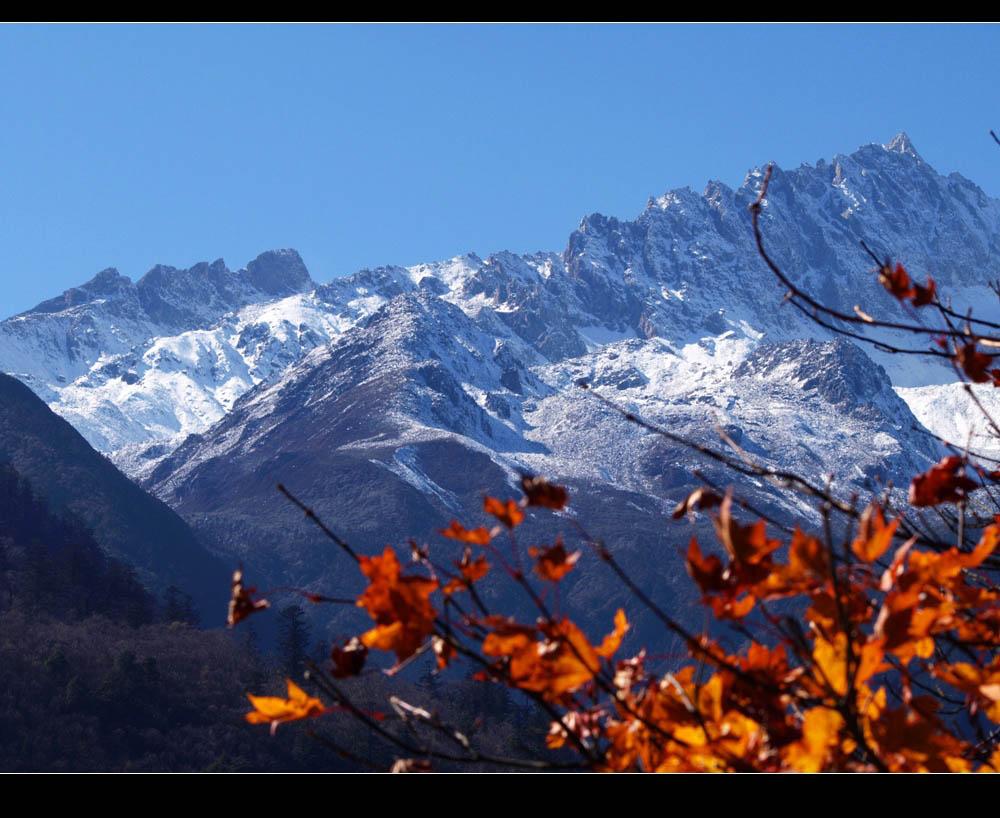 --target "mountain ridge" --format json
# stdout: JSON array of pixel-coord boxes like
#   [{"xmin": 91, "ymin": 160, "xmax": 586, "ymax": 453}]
[{"xmin": 2, "ymin": 133, "xmax": 995, "ymax": 639}]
